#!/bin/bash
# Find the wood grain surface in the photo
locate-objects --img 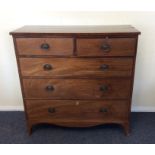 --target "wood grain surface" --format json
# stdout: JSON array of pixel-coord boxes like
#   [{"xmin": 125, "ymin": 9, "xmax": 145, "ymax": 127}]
[{"xmin": 19, "ymin": 58, "xmax": 133, "ymax": 78}]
